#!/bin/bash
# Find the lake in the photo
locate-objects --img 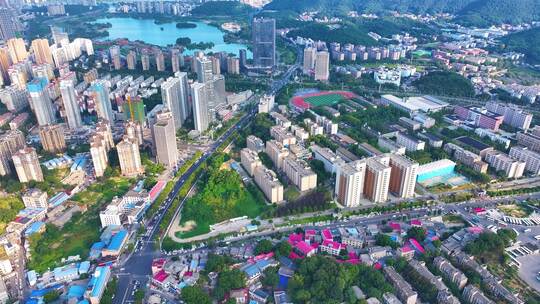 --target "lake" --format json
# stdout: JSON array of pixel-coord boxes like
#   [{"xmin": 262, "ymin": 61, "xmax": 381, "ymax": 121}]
[{"xmin": 94, "ymin": 17, "xmax": 251, "ymax": 57}]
